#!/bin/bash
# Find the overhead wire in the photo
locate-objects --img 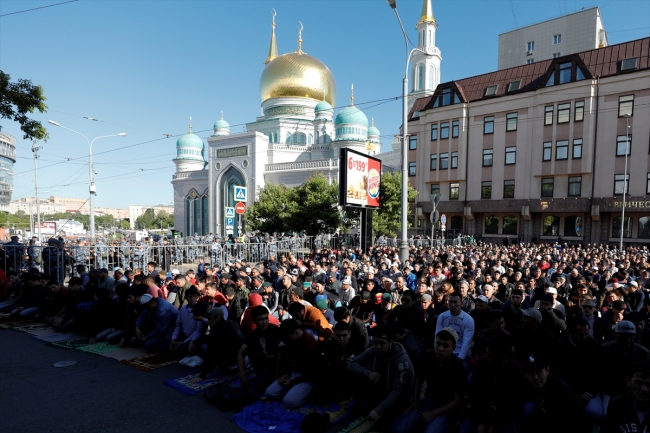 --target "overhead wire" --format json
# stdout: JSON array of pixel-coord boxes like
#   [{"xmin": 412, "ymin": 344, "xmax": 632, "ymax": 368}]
[{"xmin": 0, "ymin": 0, "xmax": 78, "ymax": 17}]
